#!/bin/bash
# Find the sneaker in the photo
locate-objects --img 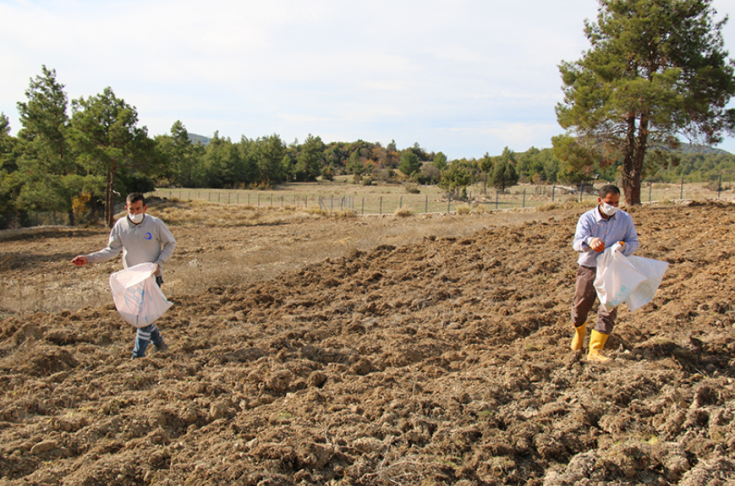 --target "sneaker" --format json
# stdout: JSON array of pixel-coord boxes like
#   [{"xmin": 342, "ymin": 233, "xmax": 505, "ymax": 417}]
[{"xmin": 155, "ymin": 342, "xmax": 169, "ymax": 353}]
